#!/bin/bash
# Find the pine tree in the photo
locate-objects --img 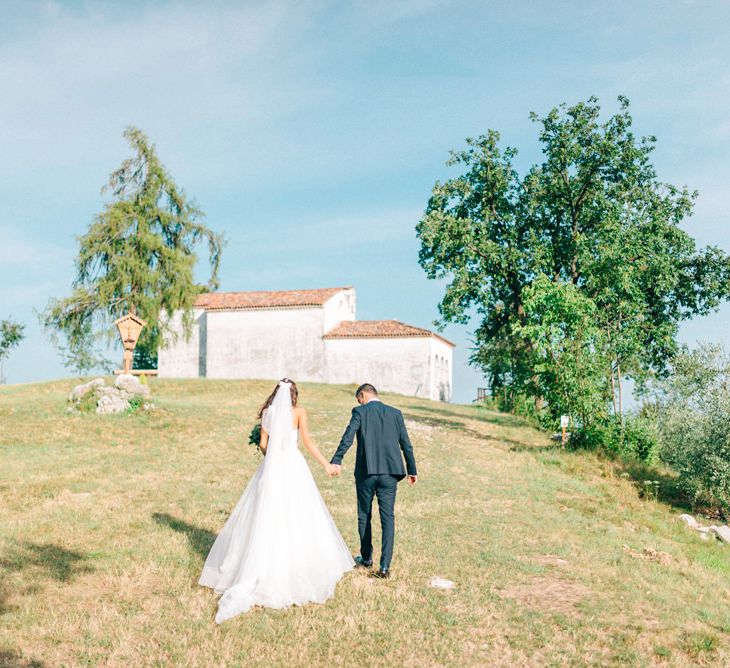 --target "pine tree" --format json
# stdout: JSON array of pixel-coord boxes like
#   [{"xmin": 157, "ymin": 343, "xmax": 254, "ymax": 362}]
[{"xmin": 42, "ymin": 127, "xmax": 225, "ymax": 371}]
